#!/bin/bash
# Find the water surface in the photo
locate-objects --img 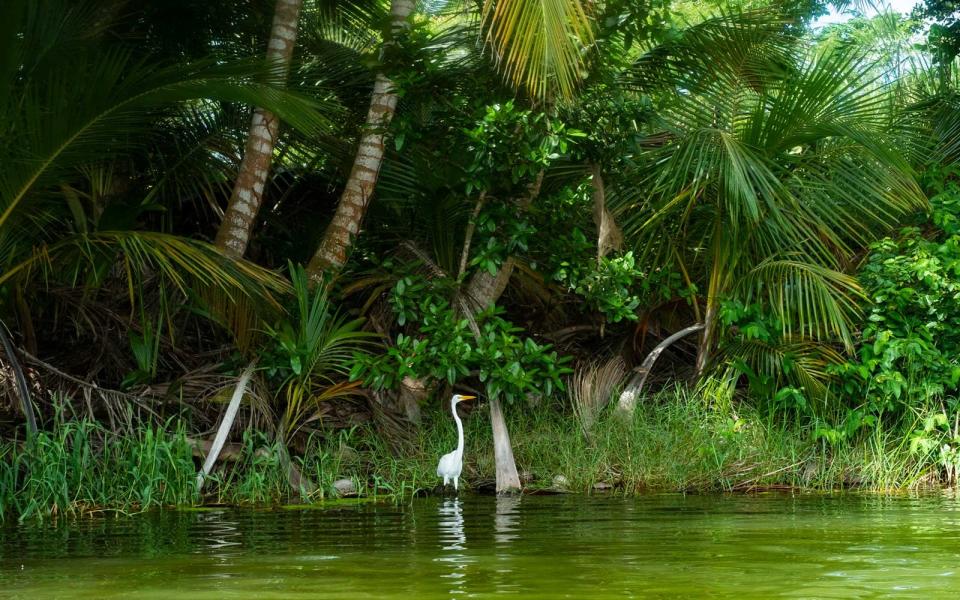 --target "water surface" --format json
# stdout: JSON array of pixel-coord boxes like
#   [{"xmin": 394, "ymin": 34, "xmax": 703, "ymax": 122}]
[{"xmin": 2, "ymin": 494, "xmax": 960, "ymax": 598}]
